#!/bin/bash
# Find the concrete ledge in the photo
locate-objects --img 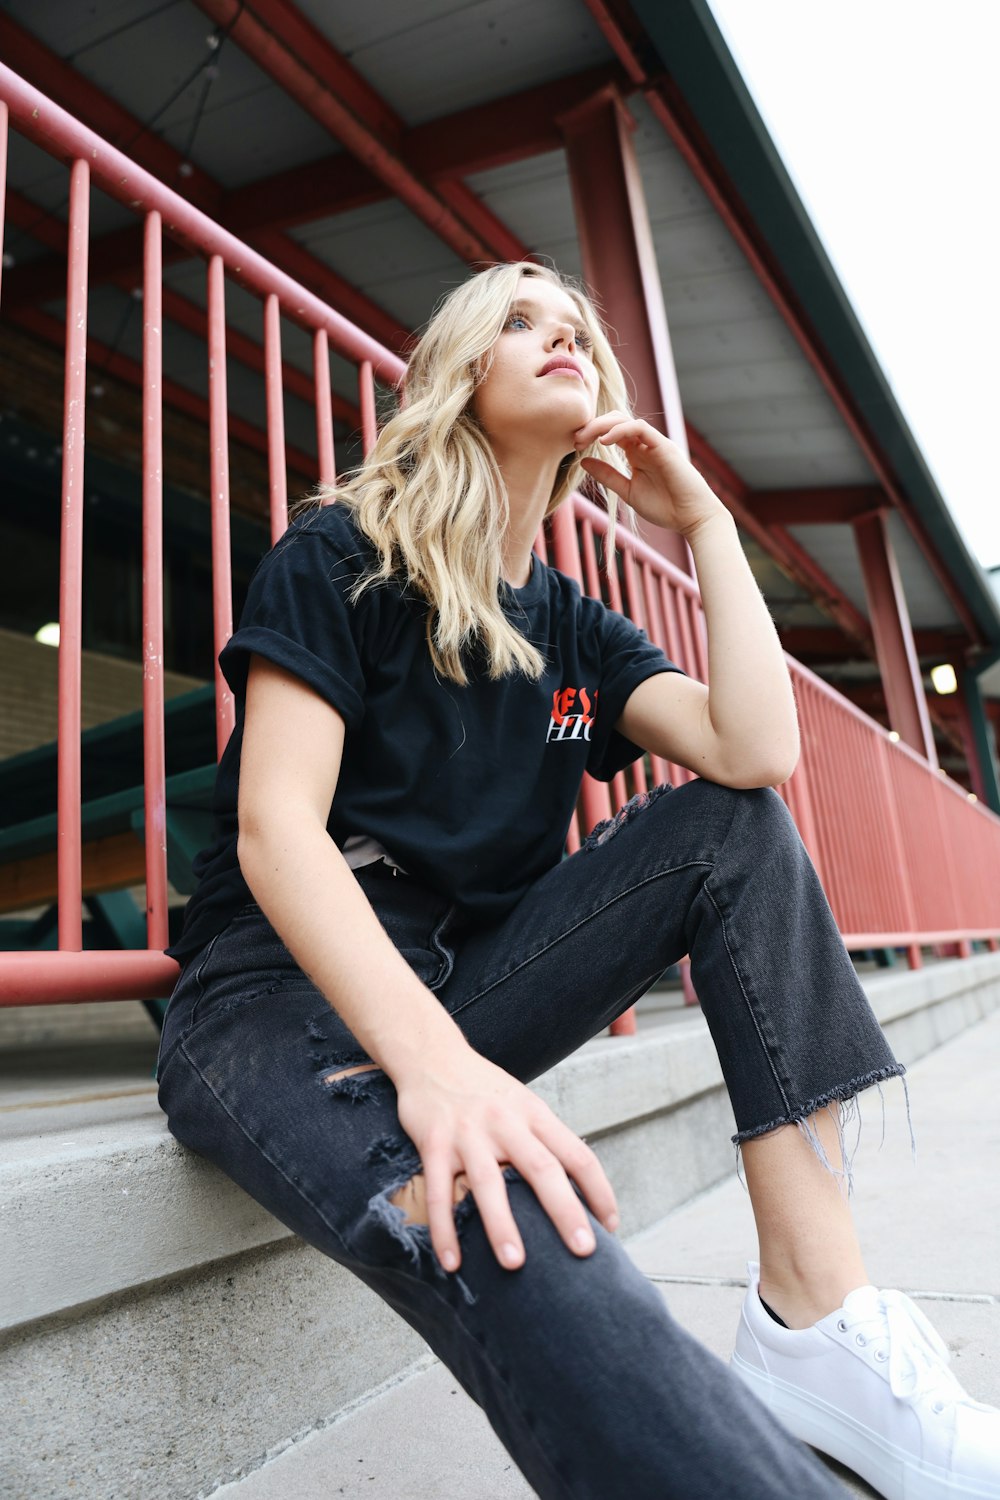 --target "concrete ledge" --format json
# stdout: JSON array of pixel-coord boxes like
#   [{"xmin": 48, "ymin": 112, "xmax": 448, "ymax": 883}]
[
  {"xmin": 3, "ymin": 954, "xmax": 999, "ymax": 1500},
  {"xmin": 4, "ymin": 951, "xmax": 999, "ymax": 1336}
]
